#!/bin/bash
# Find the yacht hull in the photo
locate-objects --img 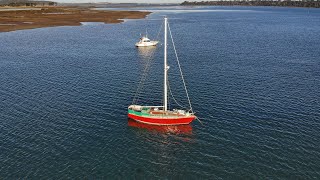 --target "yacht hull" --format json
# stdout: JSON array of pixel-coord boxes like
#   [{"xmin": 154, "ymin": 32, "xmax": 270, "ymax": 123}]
[
  {"xmin": 135, "ymin": 41, "xmax": 159, "ymax": 47},
  {"xmin": 128, "ymin": 113, "xmax": 196, "ymax": 125}
]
